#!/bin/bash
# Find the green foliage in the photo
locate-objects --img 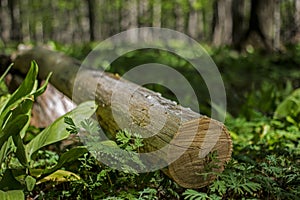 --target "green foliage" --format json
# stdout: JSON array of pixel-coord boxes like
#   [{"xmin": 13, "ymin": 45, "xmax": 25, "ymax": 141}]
[
  {"xmin": 35, "ymin": 118, "xmax": 182, "ymax": 199},
  {"xmin": 65, "ymin": 117, "xmax": 146, "ymax": 174},
  {"xmin": 274, "ymin": 88, "xmax": 300, "ymax": 122},
  {"xmin": 0, "ymin": 62, "xmax": 95, "ymax": 198},
  {"xmin": 2, "ymin": 45, "xmax": 299, "ymax": 199},
  {"xmin": 0, "ymin": 190, "xmax": 24, "ymax": 200},
  {"xmin": 182, "ymin": 83, "xmax": 299, "ymax": 199},
  {"xmin": 115, "ymin": 129, "xmax": 144, "ymax": 151},
  {"xmin": 183, "ymin": 189, "xmax": 210, "ymax": 200}
]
